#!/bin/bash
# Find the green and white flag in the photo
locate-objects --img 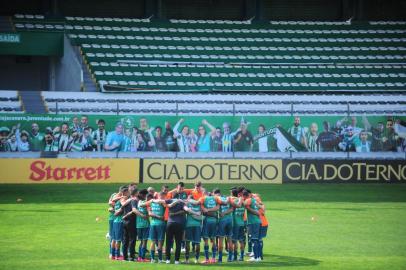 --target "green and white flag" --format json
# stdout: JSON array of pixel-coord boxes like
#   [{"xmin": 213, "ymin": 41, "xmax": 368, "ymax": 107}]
[{"xmin": 254, "ymin": 126, "xmax": 307, "ymax": 152}]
